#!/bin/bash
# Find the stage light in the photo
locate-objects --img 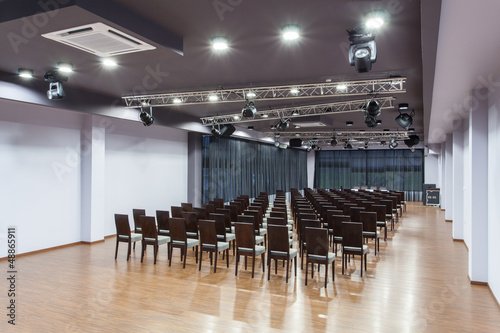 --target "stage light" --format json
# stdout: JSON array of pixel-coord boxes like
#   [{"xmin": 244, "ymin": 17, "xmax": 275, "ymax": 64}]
[
  {"xmin": 330, "ymin": 137, "xmax": 338, "ymax": 146},
  {"xmin": 395, "ymin": 103, "xmax": 414, "ymax": 129},
  {"xmin": 346, "ymin": 121, "xmax": 353, "ymax": 126},
  {"xmin": 211, "ymin": 36, "xmax": 228, "ymax": 50},
  {"xmin": 102, "ymin": 59, "xmax": 117, "ymax": 67},
  {"xmin": 276, "ymin": 118, "xmax": 291, "ymax": 131},
  {"xmin": 281, "ymin": 24, "xmax": 301, "ymax": 40},
  {"xmin": 173, "ymin": 98, "xmax": 182, "ymax": 104},
  {"xmin": 18, "ymin": 68, "xmax": 34, "ymax": 78},
  {"xmin": 139, "ymin": 108, "xmax": 154, "ymax": 126},
  {"xmin": 347, "ymin": 29, "xmax": 377, "ymax": 73},
  {"xmin": 241, "ymin": 100, "xmax": 257, "ymax": 118},
  {"xmin": 211, "ymin": 124, "xmax": 235, "ymax": 137},
  {"xmin": 365, "ymin": 10, "xmax": 388, "ymax": 30},
  {"xmin": 57, "ymin": 62, "xmax": 73, "ymax": 73},
  {"xmin": 44, "ymin": 70, "xmax": 68, "ymax": 100},
  {"xmin": 246, "ymin": 91, "xmax": 256, "ymax": 98},
  {"xmin": 389, "ymin": 139, "xmax": 398, "ymax": 149},
  {"xmin": 289, "ymin": 138, "xmax": 303, "ymax": 147},
  {"xmin": 274, "ymin": 140, "xmax": 280, "ymax": 147},
  {"xmin": 290, "ymin": 88, "xmax": 299, "ymax": 95},
  {"xmin": 344, "ymin": 141, "xmax": 353, "ymax": 149},
  {"xmin": 404, "ymin": 135, "xmax": 420, "ymax": 147},
  {"xmin": 208, "ymin": 94, "xmax": 219, "ymax": 101},
  {"xmin": 364, "ymin": 99, "xmax": 381, "ymax": 128}
]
